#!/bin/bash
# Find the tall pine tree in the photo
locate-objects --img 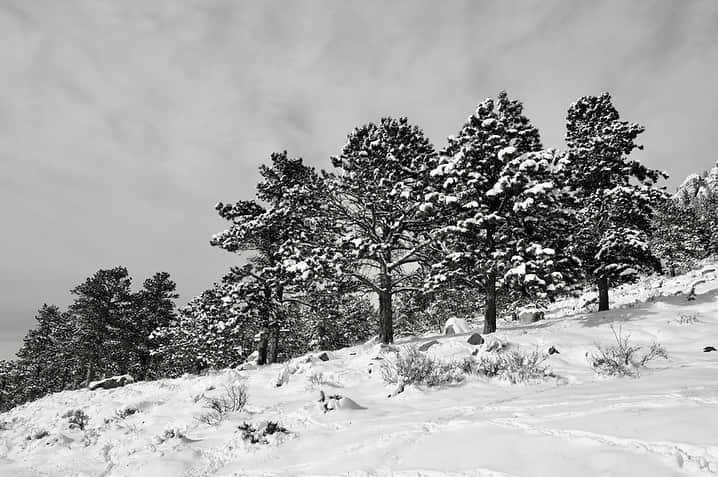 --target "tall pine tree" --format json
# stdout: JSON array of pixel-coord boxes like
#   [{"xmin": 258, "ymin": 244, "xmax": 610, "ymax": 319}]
[
  {"xmin": 427, "ymin": 92, "xmax": 579, "ymax": 333},
  {"xmin": 286, "ymin": 117, "xmax": 440, "ymax": 344},
  {"xmin": 566, "ymin": 92, "xmax": 666, "ymax": 310},
  {"xmin": 131, "ymin": 272, "xmax": 179, "ymax": 379},
  {"xmin": 212, "ymin": 152, "xmax": 327, "ymax": 363},
  {"xmin": 69, "ymin": 267, "xmax": 133, "ymax": 382}
]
